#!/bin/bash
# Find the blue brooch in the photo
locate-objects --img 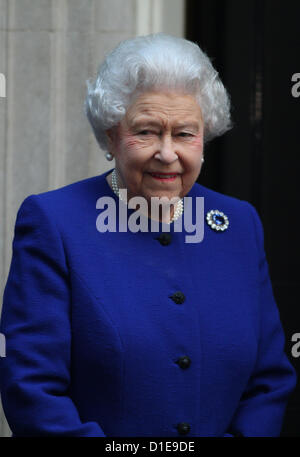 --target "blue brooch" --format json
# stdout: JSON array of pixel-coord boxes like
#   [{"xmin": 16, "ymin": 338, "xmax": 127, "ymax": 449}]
[{"xmin": 206, "ymin": 210, "xmax": 229, "ymax": 232}]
